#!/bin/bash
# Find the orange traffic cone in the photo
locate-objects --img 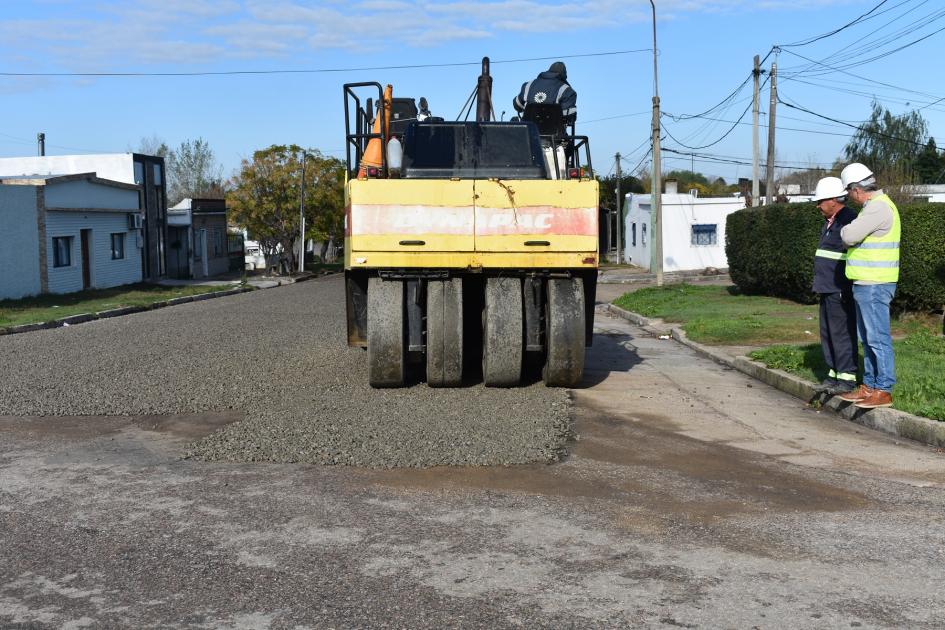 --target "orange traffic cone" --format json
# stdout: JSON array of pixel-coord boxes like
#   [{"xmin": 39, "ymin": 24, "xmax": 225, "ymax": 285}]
[{"xmin": 358, "ymin": 84, "xmax": 393, "ymax": 178}]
